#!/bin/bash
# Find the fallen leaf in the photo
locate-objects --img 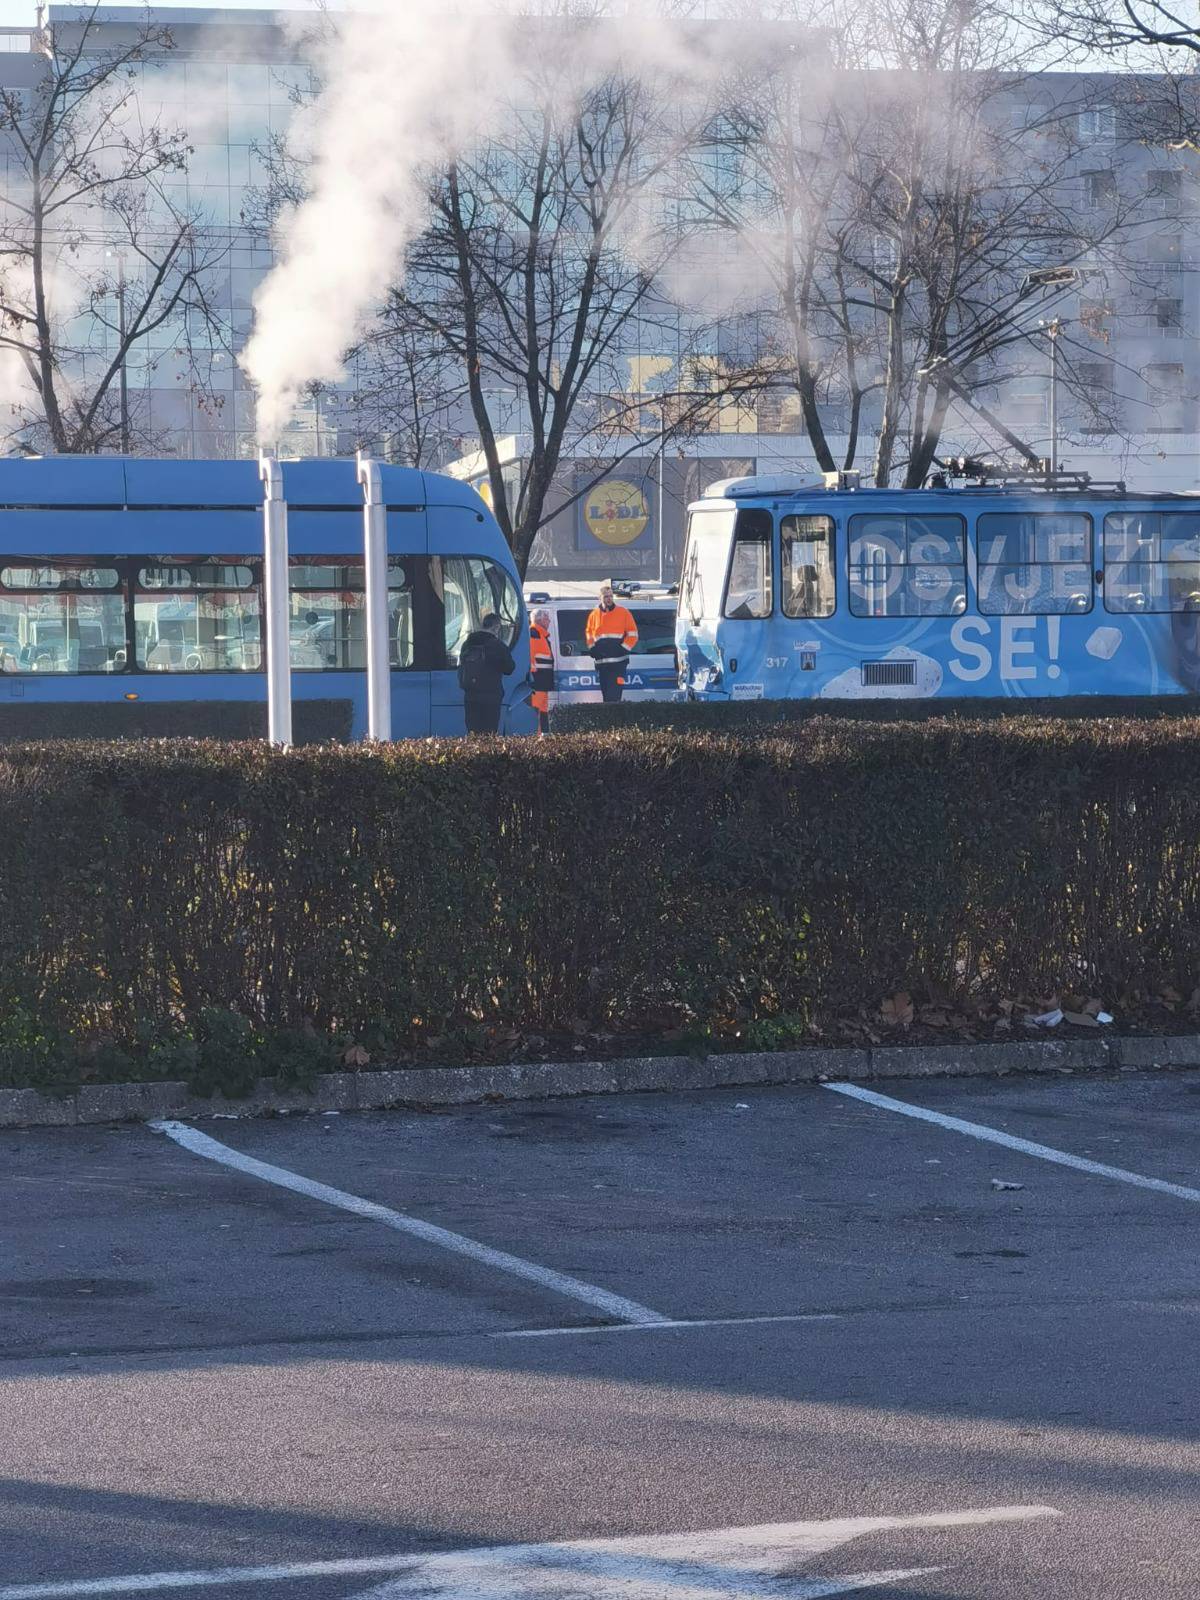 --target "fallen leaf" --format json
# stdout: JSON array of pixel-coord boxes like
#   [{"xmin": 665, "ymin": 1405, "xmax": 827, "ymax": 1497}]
[
  {"xmin": 341, "ymin": 1043, "xmax": 370, "ymax": 1067},
  {"xmin": 881, "ymin": 990, "xmax": 915, "ymax": 1027}
]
